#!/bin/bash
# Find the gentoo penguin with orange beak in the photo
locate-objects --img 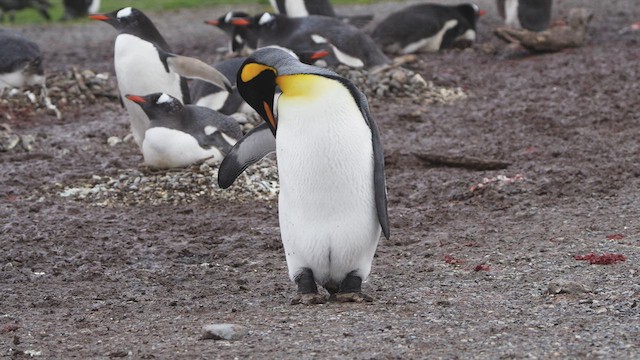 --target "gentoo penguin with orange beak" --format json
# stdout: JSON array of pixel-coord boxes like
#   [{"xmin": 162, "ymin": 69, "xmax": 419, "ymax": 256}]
[
  {"xmin": 90, "ymin": 7, "xmax": 231, "ymax": 147},
  {"xmin": 218, "ymin": 47, "xmax": 390, "ymax": 304},
  {"xmin": 0, "ymin": 29, "xmax": 44, "ymax": 90},
  {"xmin": 126, "ymin": 92, "xmax": 242, "ymax": 168}
]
